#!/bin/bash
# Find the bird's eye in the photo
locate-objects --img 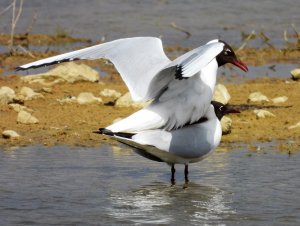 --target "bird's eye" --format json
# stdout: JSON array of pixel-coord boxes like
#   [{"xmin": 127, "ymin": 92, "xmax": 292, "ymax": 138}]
[
  {"xmin": 219, "ymin": 106, "xmax": 223, "ymax": 111},
  {"xmin": 224, "ymin": 48, "xmax": 231, "ymax": 56}
]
